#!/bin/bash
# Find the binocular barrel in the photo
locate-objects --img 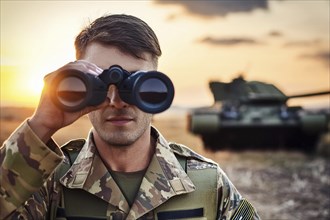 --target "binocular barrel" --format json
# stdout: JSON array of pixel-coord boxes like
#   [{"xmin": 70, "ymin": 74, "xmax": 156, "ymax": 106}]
[{"xmin": 50, "ymin": 65, "xmax": 175, "ymax": 114}]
